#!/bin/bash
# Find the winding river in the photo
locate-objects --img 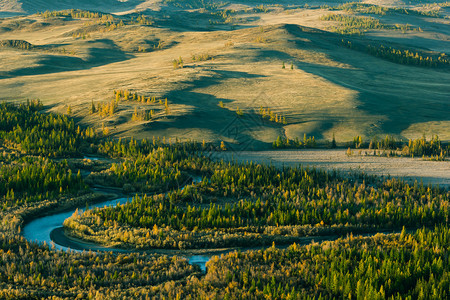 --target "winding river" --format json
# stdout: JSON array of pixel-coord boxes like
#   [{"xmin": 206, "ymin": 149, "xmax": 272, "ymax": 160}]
[
  {"xmin": 22, "ymin": 173, "xmax": 217, "ymax": 271},
  {"xmin": 21, "ymin": 159, "xmax": 399, "ymax": 272},
  {"xmin": 22, "ymin": 195, "xmax": 216, "ymax": 271},
  {"xmin": 22, "ymin": 190, "xmax": 377, "ymax": 272},
  {"xmin": 22, "ymin": 193, "xmax": 347, "ymax": 272}
]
